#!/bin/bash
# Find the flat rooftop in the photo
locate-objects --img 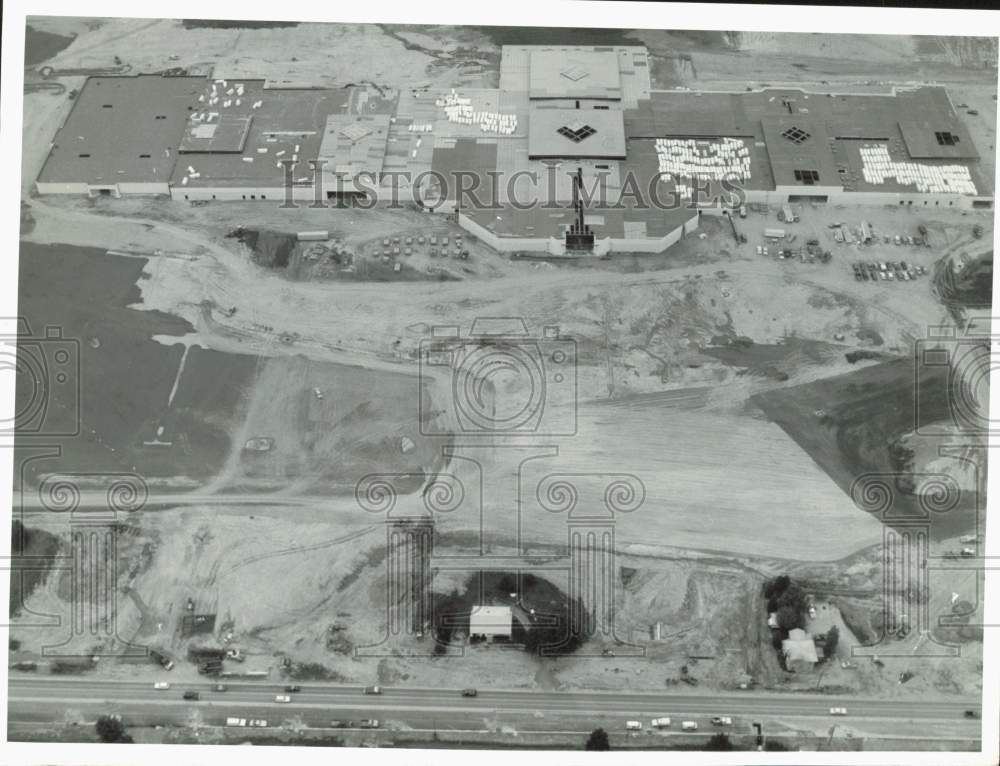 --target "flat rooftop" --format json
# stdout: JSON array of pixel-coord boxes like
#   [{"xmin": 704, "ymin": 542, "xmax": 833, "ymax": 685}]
[
  {"xmin": 171, "ymin": 87, "xmax": 352, "ymax": 189},
  {"xmin": 528, "ymin": 105, "xmax": 626, "ymax": 159},
  {"xmin": 528, "ymin": 48, "xmax": 622, "ymax": 100},
  {"xmin": 625, "ymin": 85, "xmax": 990, "ymax": 197},
  {"xmin": 37, "ymin": 75, "xmax": 206, "ymax": 185}
]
